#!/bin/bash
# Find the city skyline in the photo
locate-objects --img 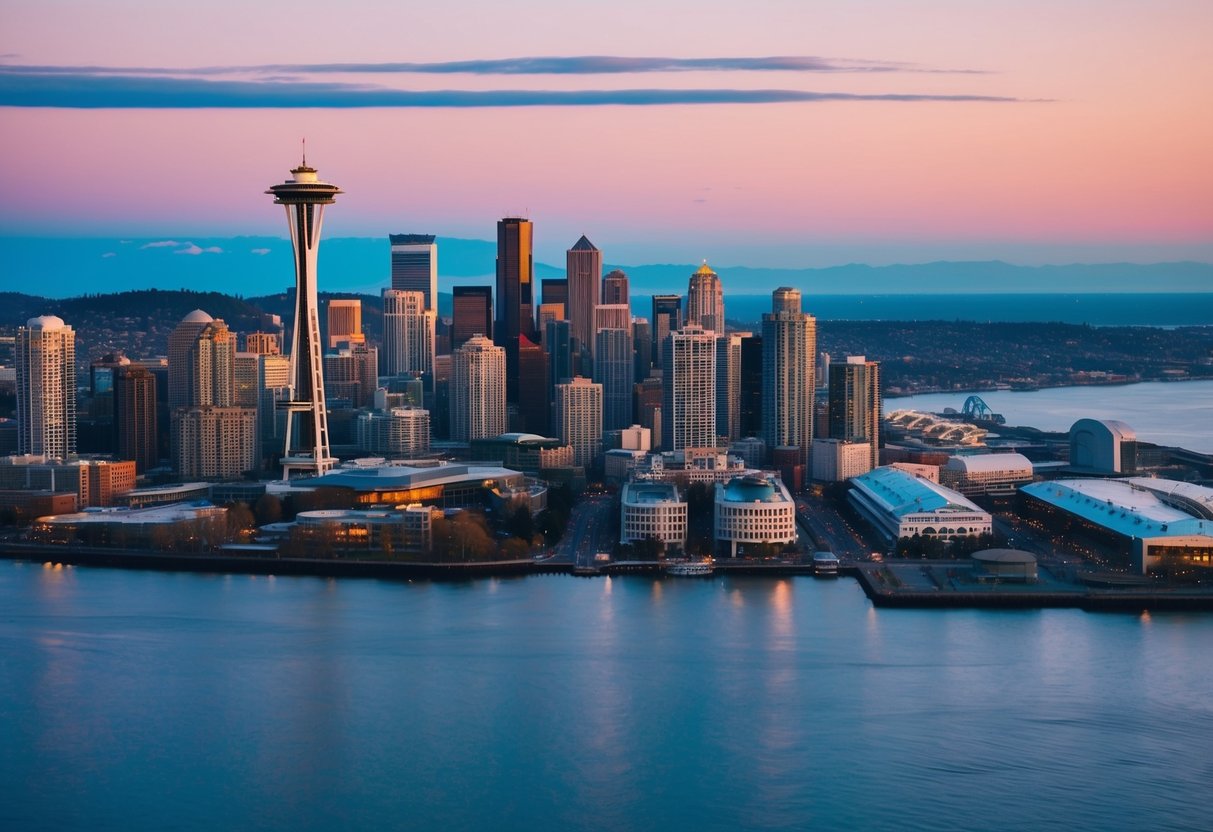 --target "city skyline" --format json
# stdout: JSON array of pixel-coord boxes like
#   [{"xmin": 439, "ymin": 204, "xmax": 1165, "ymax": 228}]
[{"xmin": 2, "ymin": 0, "xmax": 1211, "ymax": 268}]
